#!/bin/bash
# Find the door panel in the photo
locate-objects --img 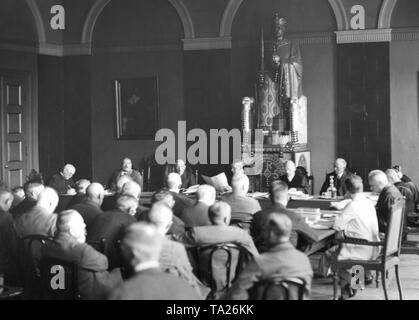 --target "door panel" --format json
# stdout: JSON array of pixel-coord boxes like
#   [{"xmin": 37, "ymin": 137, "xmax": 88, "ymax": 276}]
[
  {"xmin": 1, "ymin": 73, "xmax": 30, "ymax": 188},
  {"xmin": 337, "ymin": 43, "xmax": 391, "ymax": 182}
]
